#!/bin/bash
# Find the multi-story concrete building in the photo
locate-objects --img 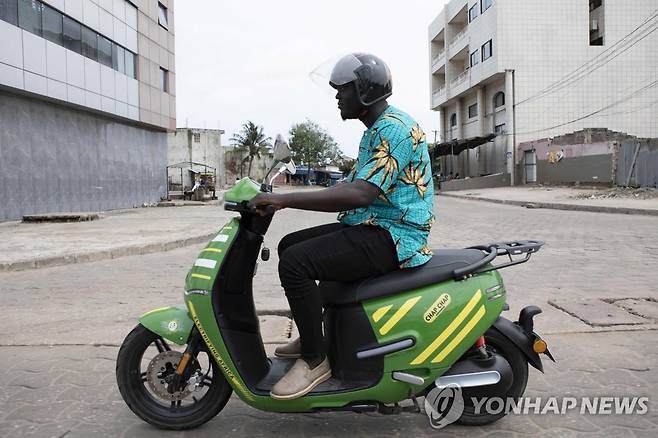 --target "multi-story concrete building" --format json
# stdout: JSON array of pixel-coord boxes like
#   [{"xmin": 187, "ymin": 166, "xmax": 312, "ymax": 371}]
[
  {"xmin": 0, "ymin": 0, "xmax": 176, "ymax": 221},
  {"xmin": 428, "ymin": 0, "xmax": 658, "ymax": 187}
]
